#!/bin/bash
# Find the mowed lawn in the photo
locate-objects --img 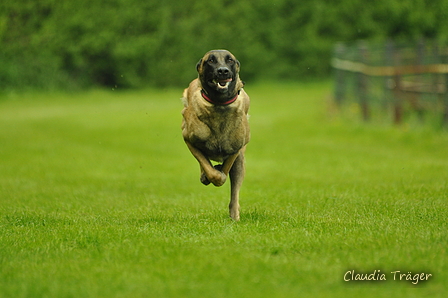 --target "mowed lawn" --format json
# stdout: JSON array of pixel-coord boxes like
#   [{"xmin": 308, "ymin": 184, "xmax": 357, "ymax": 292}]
[{"xmin": 0, "ymin": 82, "xmax": 447, "ymax": 298}]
